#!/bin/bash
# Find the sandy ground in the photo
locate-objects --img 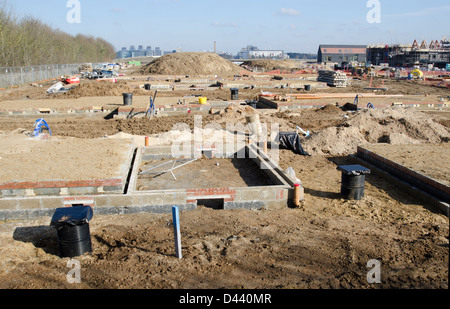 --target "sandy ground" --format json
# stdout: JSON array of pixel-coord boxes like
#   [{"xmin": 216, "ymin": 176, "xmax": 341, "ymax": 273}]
[
  {"xmin": 0, "ymin": 152, "xmax": 447, "ymax": 289},
  {"xmin": 0, "ymin": 70, "xmax": 448, "ymax": 290},
  {"xmin": 0, "ymin": 134, "xmax": 133, "ymax": 182},
  {"xmin": 137, "ymin": 157, "xmax": 271, "ymax": 191},
  {"xmin": 363, "ymin": 143, "xmax": 450, "ymax": 186}
]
